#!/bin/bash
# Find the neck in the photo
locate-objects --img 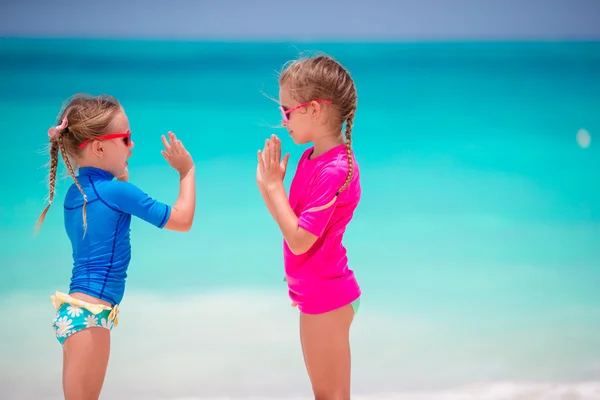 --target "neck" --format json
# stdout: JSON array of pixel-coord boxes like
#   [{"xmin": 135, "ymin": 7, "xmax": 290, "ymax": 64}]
[
  {"xmin": 77, "ymin": 160, "xmax": 114, "ymax": 177},
  {"xmin": 78, "ymin": 157, "xmax": 106, "ymax": 171},
  {"xmin": 311, "ymin": 132, "xmax": 344, "ymax": 158}
]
